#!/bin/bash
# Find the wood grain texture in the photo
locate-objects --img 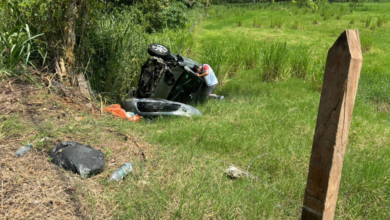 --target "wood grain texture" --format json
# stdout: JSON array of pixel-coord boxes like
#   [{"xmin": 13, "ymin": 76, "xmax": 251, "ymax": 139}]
[{"xmin": 302, "ymin": 30, "xmax": 362, "ymax": 220}]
